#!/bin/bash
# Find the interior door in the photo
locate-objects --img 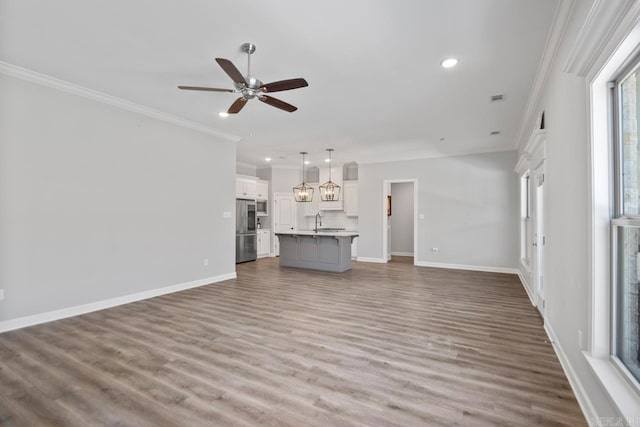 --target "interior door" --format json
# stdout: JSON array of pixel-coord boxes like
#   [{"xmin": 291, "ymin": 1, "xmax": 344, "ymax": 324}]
[{"xmin": 273, "ymin": 193, "xmax": 297, "ymax": 256}]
